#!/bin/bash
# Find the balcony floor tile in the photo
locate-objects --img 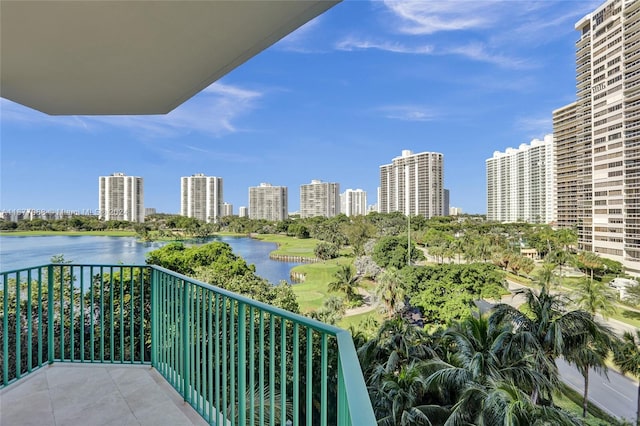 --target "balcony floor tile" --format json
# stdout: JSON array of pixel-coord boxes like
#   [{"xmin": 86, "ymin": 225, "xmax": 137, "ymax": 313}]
[{"xmin": 0, "ymin": 364, "xmax": 208, "ymax": 426}]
